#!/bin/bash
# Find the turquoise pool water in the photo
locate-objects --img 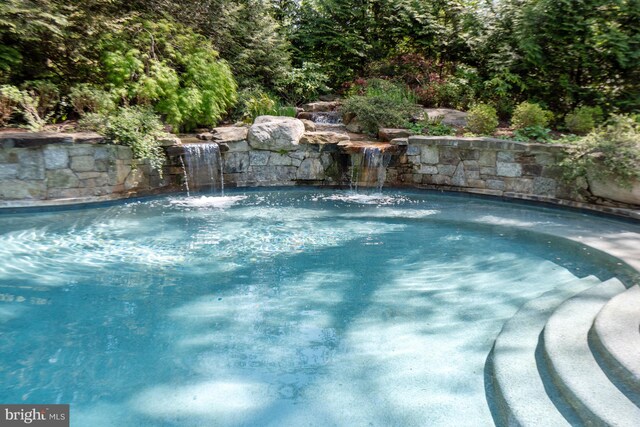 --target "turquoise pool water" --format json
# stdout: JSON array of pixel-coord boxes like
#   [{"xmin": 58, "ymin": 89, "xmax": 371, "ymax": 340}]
[{"xmin": 0, "ymin": 189, "xmax": 637, "ymax": 426}]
